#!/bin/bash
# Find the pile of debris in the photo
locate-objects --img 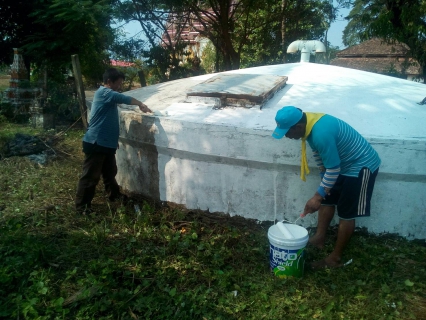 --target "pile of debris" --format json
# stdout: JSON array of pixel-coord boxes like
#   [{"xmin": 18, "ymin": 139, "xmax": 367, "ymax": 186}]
[{"xmin": 1, "ymin": 133, "xmax": 58, "ymax": 165}]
